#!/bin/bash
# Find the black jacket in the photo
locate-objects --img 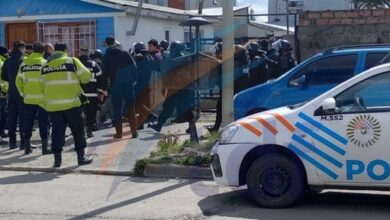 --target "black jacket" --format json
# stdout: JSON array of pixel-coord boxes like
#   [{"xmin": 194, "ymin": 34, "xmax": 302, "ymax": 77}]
[
  {"xmin": 78, "ymin": 55, "xmax": 103, "ymax": 98},
  {"xmin": 1, "ymin": 50, "xmax": 24, "ymax": 98},
  {"xmin": 133, "ymin": 52, "xmax": 155, "ymax": 94},
  {"xmin": 101, "ymin": 45, "xmax": 137, "ymax": 90}
]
